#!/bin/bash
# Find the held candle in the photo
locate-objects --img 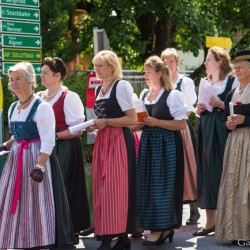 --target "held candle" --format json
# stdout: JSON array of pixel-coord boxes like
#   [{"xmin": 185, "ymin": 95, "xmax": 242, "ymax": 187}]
[{"xmin": 229, "ymin": 102, "xmax": 234, "ymax": 116}]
